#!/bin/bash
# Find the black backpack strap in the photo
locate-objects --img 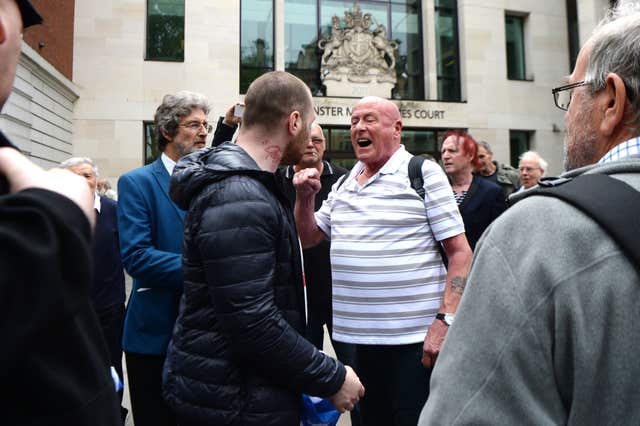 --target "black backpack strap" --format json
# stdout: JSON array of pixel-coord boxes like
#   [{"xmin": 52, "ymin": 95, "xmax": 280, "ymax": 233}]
[
  {"xmin": 408, "ymin": 155, "xmax": 426, "ymax": 196},
  {"xmin": 524, "ymin": 173, "xmax": 640, "ymax": 270},
  {"xmin": 408, "ymin": 155, "xmax": 449, "ymax": 267},
  {"xmin": 335, "ymin": 173, "xmax": 348, "ymax": 191}
]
